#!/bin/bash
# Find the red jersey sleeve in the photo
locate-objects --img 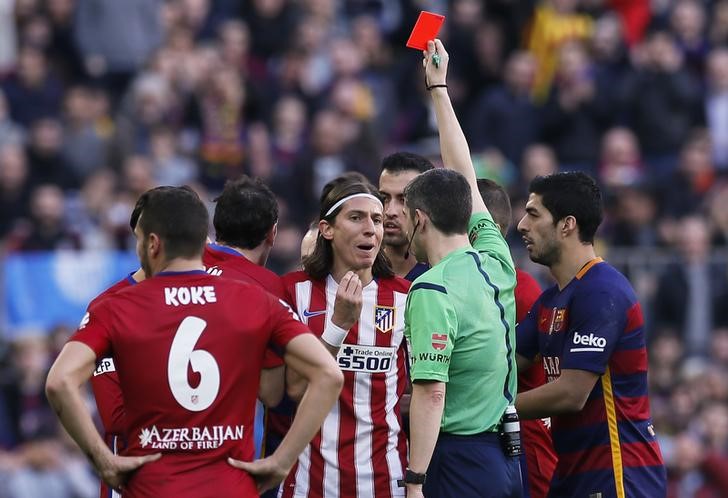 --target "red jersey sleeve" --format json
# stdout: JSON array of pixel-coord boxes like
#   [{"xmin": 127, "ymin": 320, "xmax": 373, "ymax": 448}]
[
  {"xmin": 70, "ymin": 301, "xmax": 114, "ymax": 358},
  {"xmin": 267, "ymin": 294, "xmax": 311, "ymax": 352}
]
